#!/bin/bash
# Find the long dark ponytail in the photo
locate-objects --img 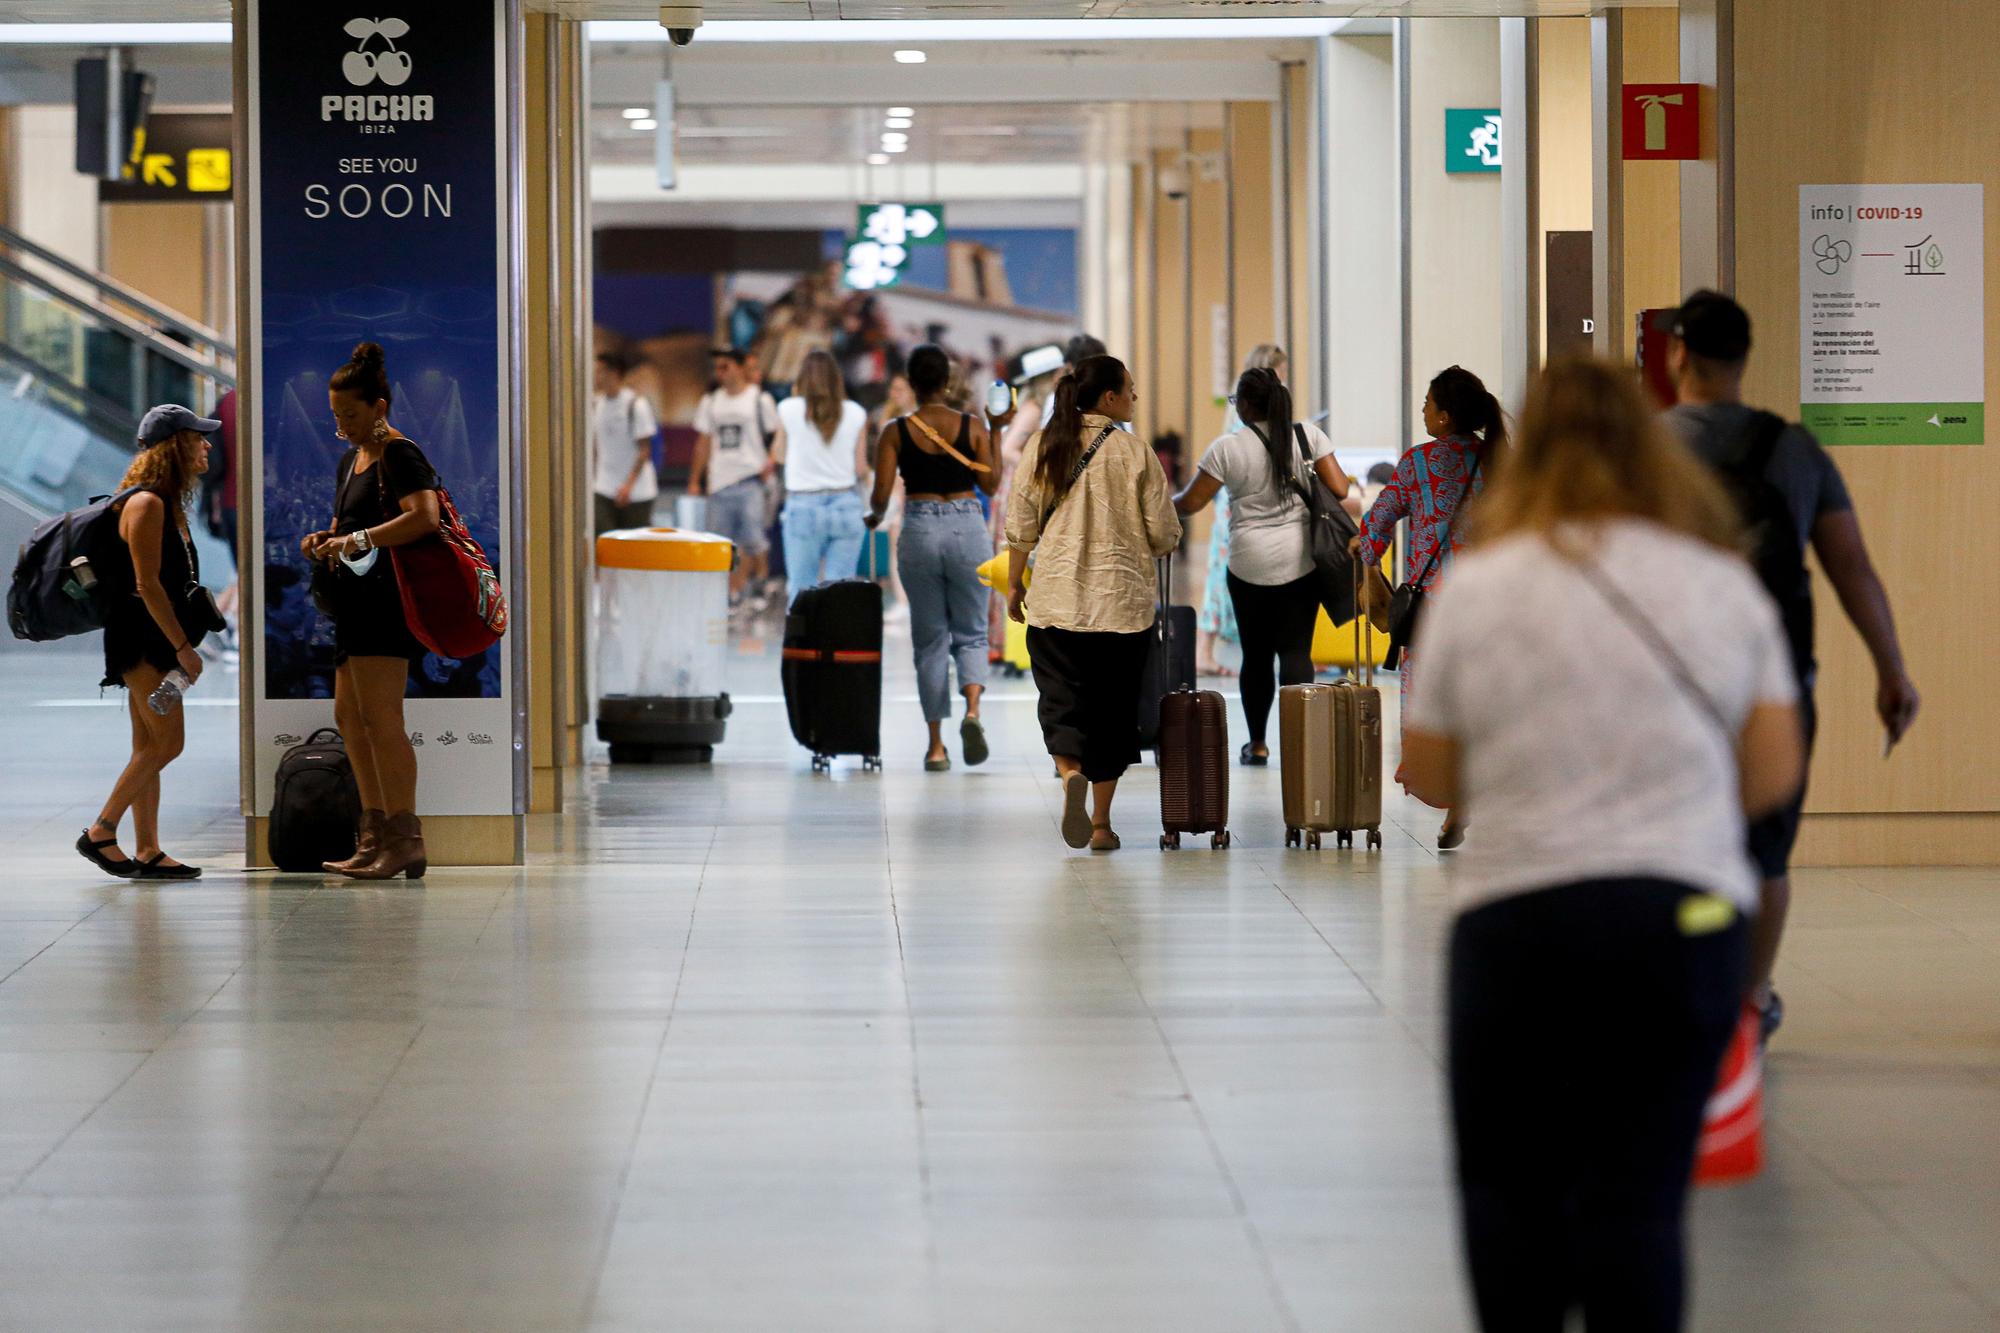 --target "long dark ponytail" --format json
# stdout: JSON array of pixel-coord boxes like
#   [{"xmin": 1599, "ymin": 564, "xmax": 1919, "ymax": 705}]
[
  {"xmin": 1034, "ymin": 353, "xmax": 1127, "ymax": 495},
  {"xmin": 1234, "ymin": 366, "xmax": 1295, "ymax": 494},
  {"xmin": 1428, "ymin": 364, "xmax": 1507, "ymax": 461}
]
